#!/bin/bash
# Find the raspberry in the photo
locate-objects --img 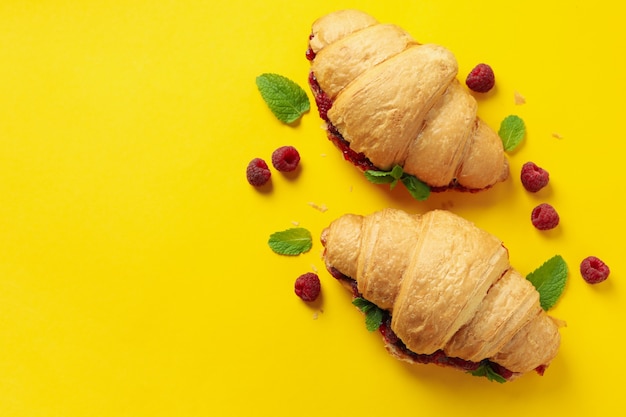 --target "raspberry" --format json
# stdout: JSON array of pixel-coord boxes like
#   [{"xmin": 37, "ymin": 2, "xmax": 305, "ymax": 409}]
[
  {"xmin": 520, "ymin": 162, "xmax": 550, "ymax": 192},
  {"xmin": 246, "ymin": 158, "xmax": 271, "ymax": 186},
  {"xmin": 271, "ymin": 146, "xmax": 301, "ymax": 172},
  {"xmin": 580, "ymin": 256, "xmax": 610, "ymax": 284},
  {"xmin": 465, "ymin": 63, "xmax": 495, "ymax": 93},
  {"xmin": 315, "ymin": 91, "xmax": 333, "ymax": 121},
  {"xmin": 531, "ymin": 203, "xmax": 559, "ymax": 230},
  {"xmin": 294, "ymin": 272, "xmax": 321, "ymax": 302}
]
